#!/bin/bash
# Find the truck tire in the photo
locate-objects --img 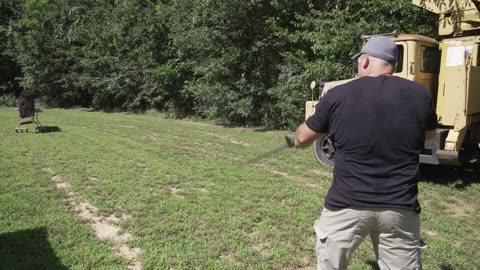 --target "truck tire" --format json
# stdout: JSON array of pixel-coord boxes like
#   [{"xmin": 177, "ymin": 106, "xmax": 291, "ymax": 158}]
[{"xmin": 313, "ymin": 133, "xmax": 335, "ymax": 167}]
